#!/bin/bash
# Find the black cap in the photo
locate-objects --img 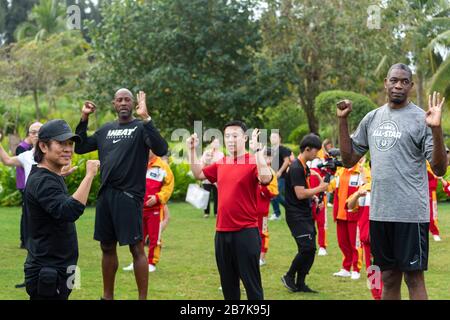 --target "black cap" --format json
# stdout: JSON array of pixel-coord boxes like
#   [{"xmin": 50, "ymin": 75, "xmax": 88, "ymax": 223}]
[{"xmin": 38, "ymin": 119, "xmax": 81, "ymax": 143}]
